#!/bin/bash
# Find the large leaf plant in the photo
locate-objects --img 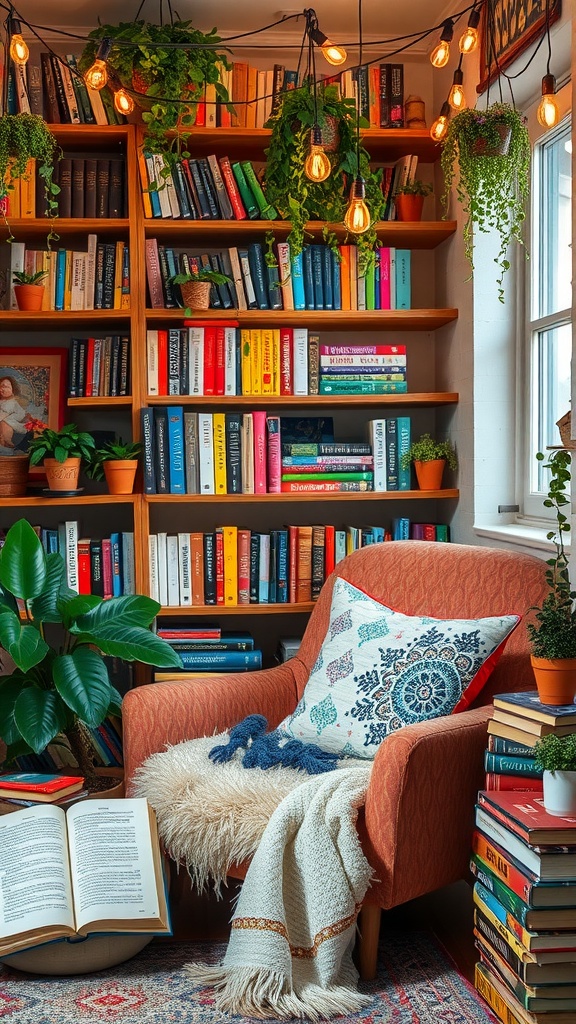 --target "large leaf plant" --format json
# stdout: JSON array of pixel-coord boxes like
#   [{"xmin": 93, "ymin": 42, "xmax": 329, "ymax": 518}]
[{"xmin": 0, "ymin": 519, "xmax": 181, "ymax": 790}]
